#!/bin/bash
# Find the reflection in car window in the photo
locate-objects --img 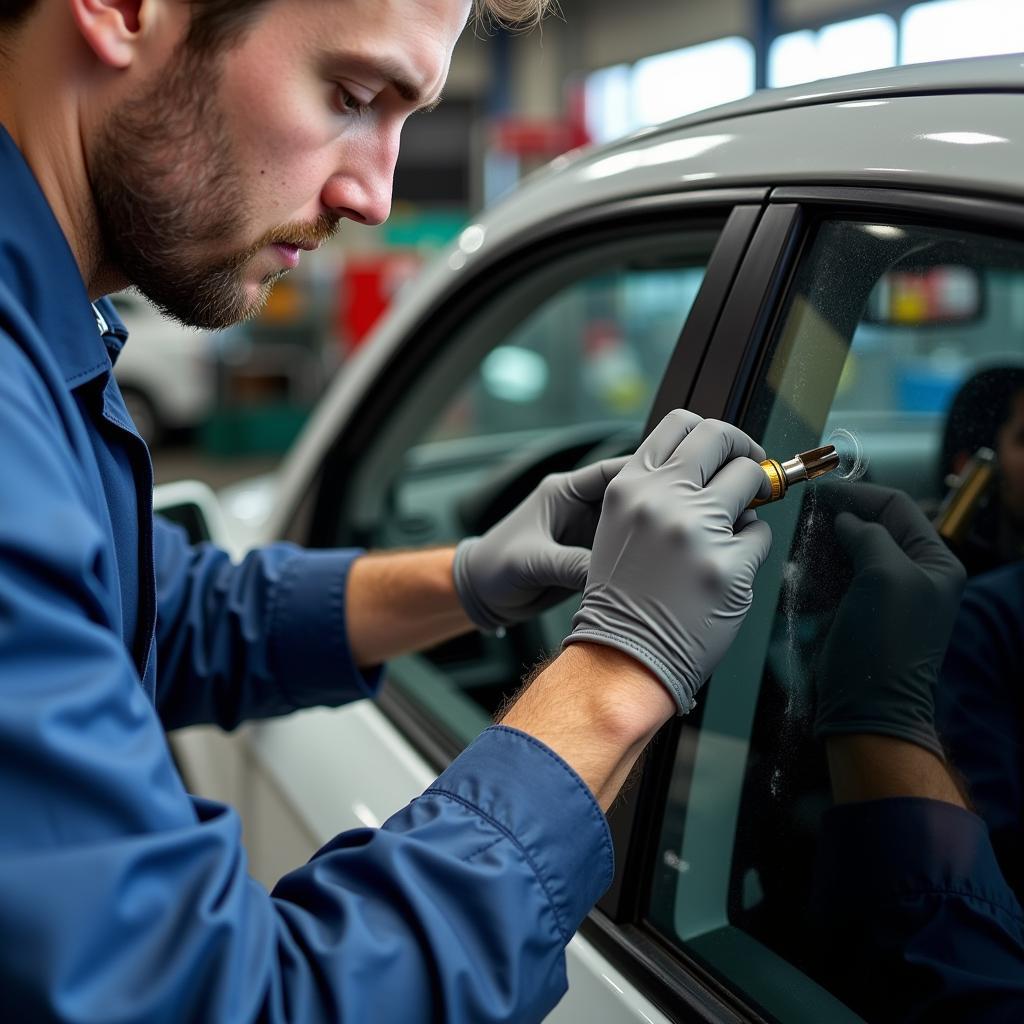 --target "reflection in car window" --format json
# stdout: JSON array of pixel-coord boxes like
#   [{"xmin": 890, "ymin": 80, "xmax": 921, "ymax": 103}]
[
  {"xmin": 648, "ymin": 220, "xmax": 1024, "ymax": 1022},
  {"xmin": 341, "ymin": 226, "xmax": 722, "ymax": 747}
]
